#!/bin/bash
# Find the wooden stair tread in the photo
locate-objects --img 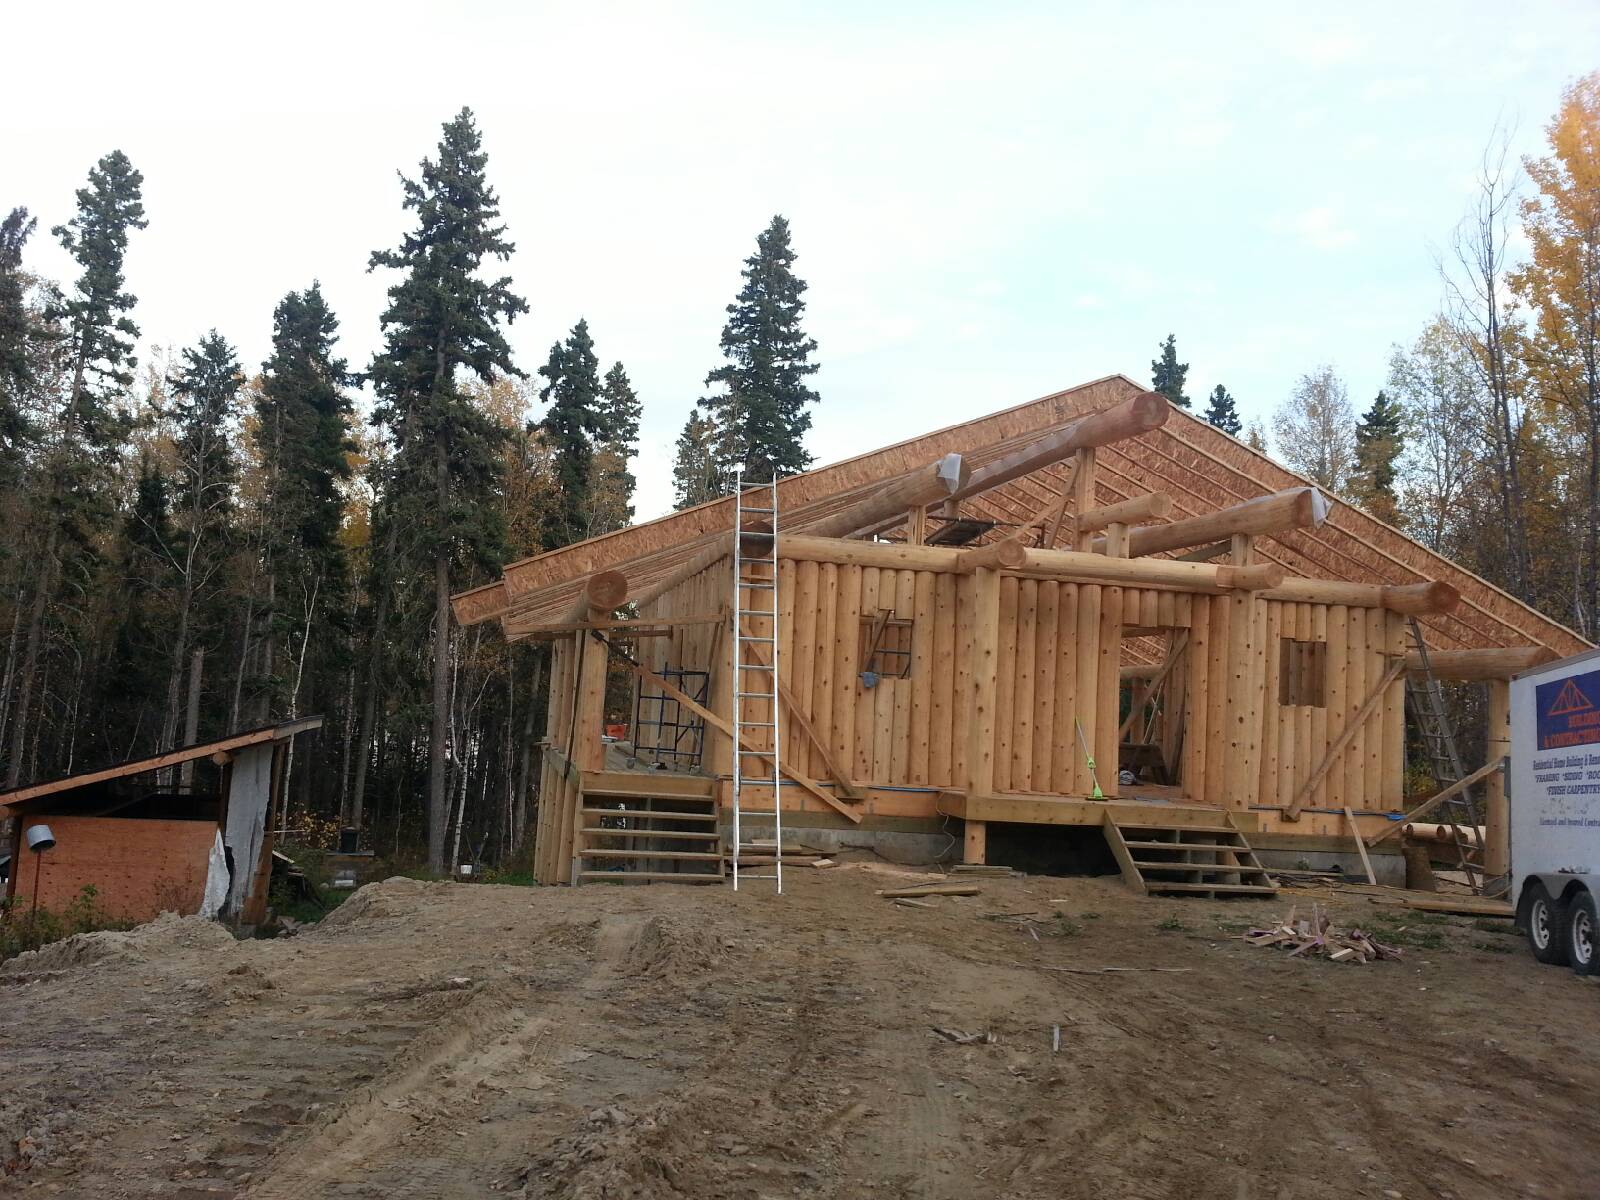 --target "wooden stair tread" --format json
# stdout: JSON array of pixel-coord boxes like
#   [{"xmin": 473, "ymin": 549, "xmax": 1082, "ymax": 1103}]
[
  {"xmin": 580, "ymin": 848, "xmax": 723, "ymax": 861},
  {"xmin": 579, "ymin": 827, "xmax": 719, "ymax": 841},
  {"xmin": 1120, "ymin": 838, "xmax": 1250, "ymax": 851},
  {"xmin": 1144, "ymin": 881, "xmax": 1278, "ymax": 895},
  {"xmin": 580, "ymin": 785, "xmax": 715, "ymax": 801},
  {"xmin": 1103, "ymin": 812, "xmax": 1277, "ymax": 900},
  {"xmin": 1132, "ymin": 859, "xmax": 1268, "ymax": 873},
  {"xmin": 579, "ymin": 807, "xmax": 718, "ymax": 822},
  {"xmin": 577, "ymin": 871, "xmax": 725, "ymax": 884}
]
